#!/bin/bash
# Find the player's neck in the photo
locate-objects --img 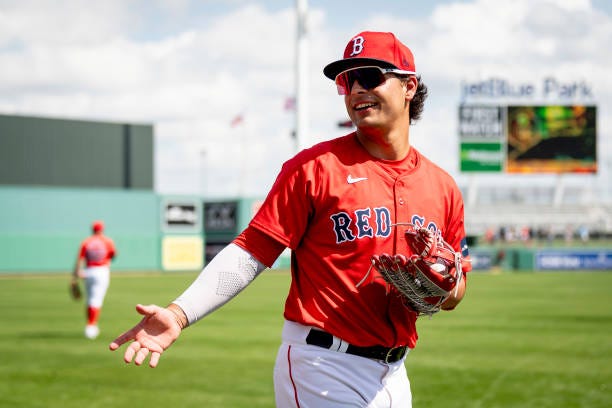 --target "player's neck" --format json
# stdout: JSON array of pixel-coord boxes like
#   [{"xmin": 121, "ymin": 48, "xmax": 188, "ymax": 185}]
[{"xmin": 355, "ymin": 128, "xmax": 410, "ymax": 161}]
